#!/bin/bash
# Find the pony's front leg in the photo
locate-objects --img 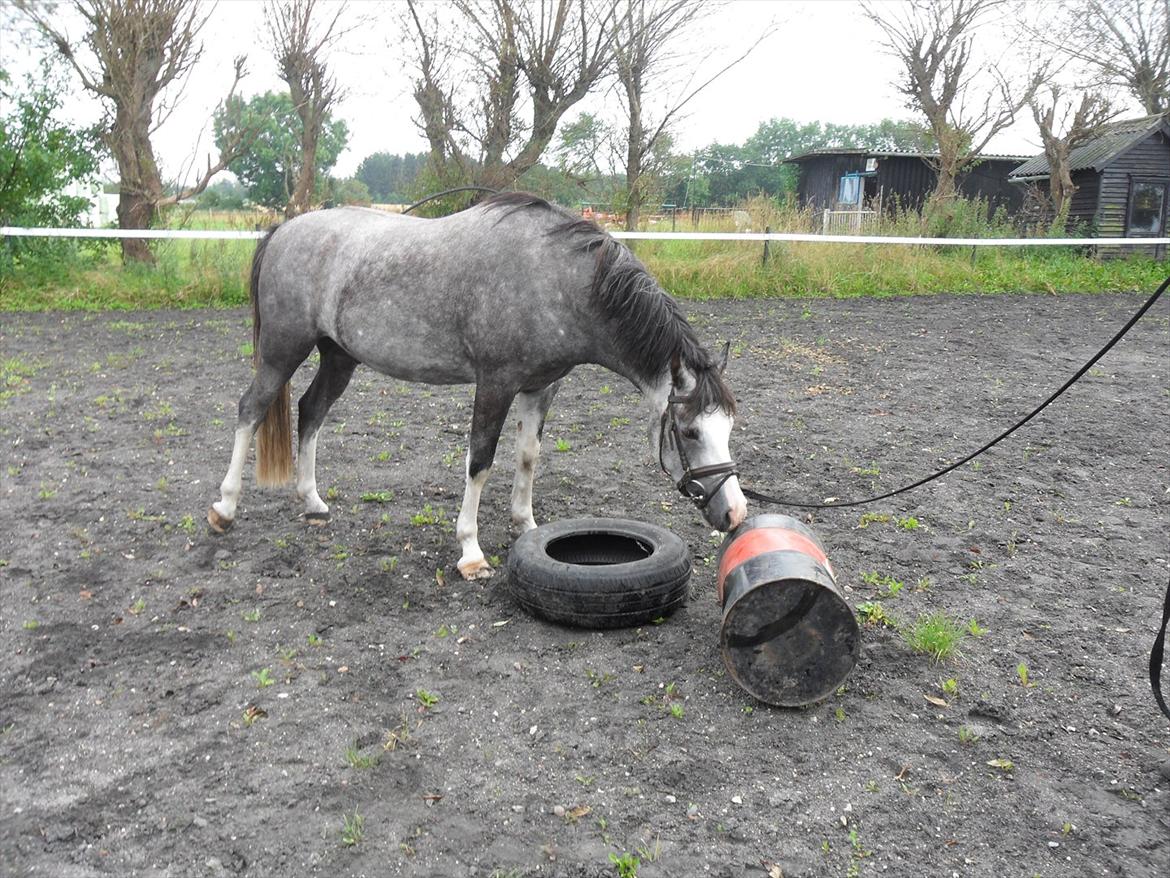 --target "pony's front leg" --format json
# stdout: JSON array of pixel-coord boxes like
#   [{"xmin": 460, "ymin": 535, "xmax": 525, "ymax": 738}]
[
  {"xmin": 510, "ymin": 382, "xmax": 560, "ymax": 532},
  {"xmin": 456, "ymin": 383, "xmax": 515, "ymax": 580}
]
